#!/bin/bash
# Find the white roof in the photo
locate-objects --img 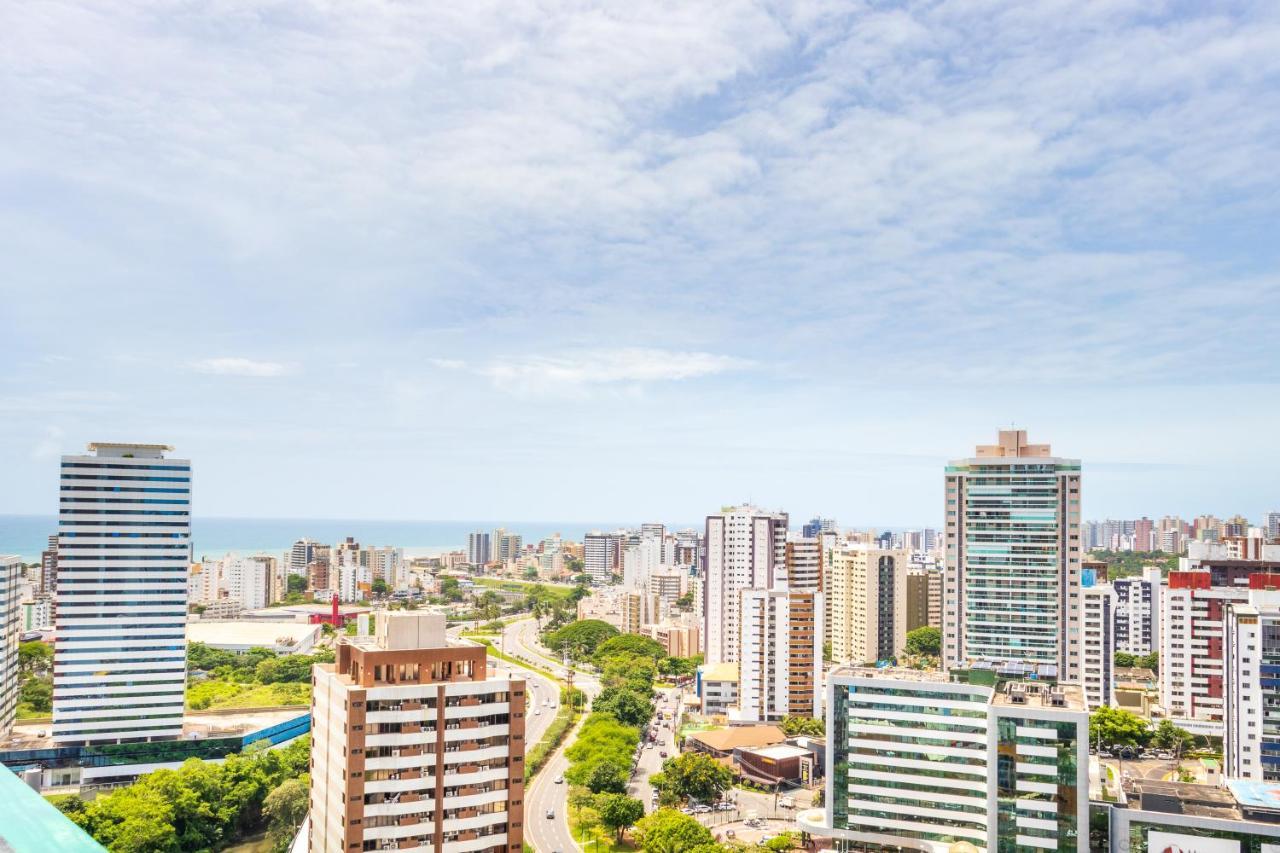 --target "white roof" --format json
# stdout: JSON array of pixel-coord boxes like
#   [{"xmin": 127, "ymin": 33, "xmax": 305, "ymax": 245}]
[
  {"xmin": 187, "ymin": 620, "xmax": 319, "ymax": 648},
  {"xmin": 744, "ymin": 744, "xmax": 811, "ymax": 760}
]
